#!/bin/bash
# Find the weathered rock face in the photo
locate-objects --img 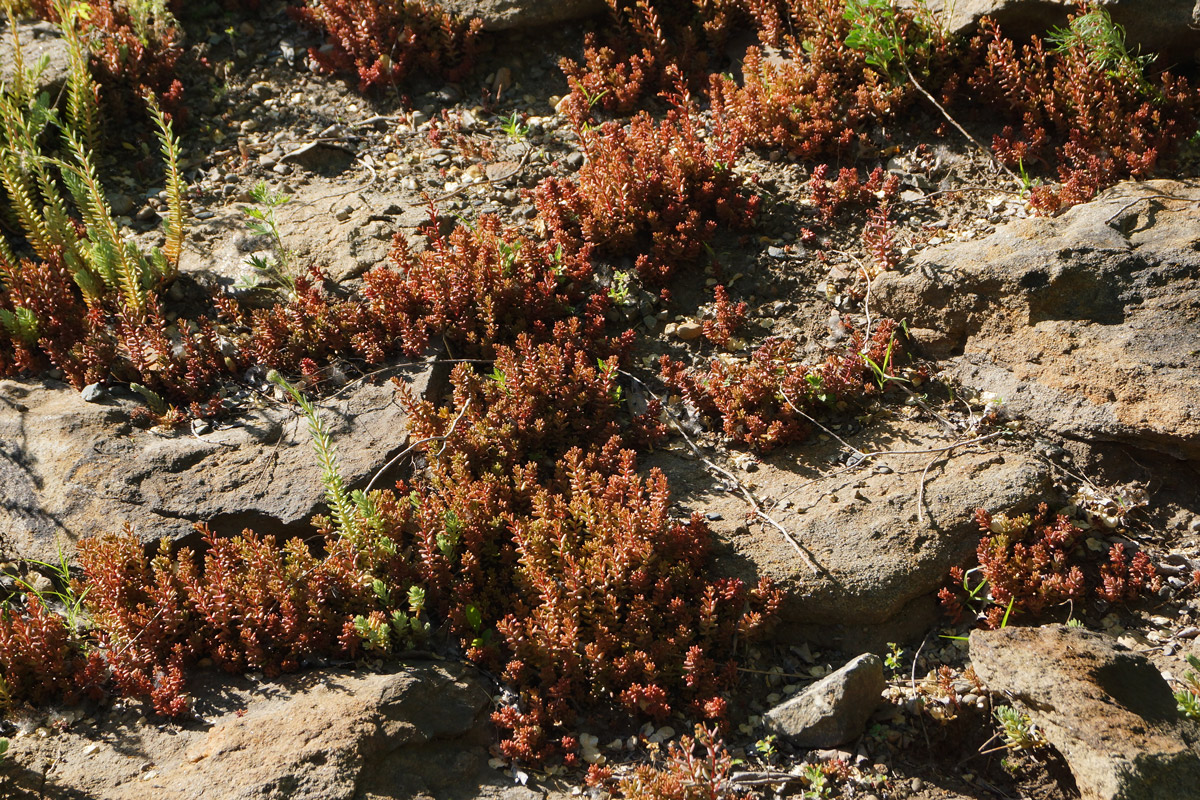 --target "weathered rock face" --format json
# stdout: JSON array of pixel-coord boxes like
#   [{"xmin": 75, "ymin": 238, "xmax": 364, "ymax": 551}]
[
  {"xmin": 647, "ymin": 418, "xmax": 1051, "ymax": 637},
  {"xmin": 765, "ymin": 653, "xmax": 885, "ymax": 749},
  {"xmin": 971, "ymin": 625, "xmax": 1200, "ymax": 800},
  {"xmin": 4, "ymin": 662, "xmax": 540, "ymax": 800},
  {"xmin": 0, "ymin": 365, "xmax": 433, "ymax": 563},
  {"xmin": 909, "ymin": 0, "xmax": 1200, "ymax": 64},
  {"xmin": 873, "ymin": 180, "xmax": 1200, "ymax": 460},
  {"xmin": 0, "ymin": 21, "xmax": 70, "ymax": 97},
  {"xmin": 429, "ymin": 0, "xmax": 606, "ymax": 30},
  {"xmin": 179, "ymin": 186, "xmax": 433, "ymax": 287}
]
